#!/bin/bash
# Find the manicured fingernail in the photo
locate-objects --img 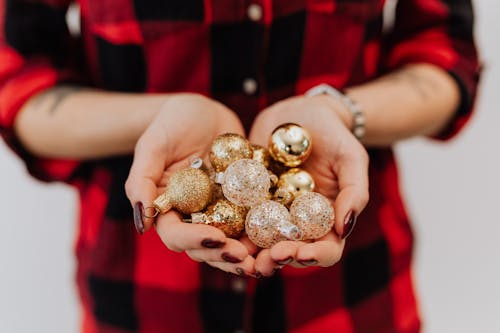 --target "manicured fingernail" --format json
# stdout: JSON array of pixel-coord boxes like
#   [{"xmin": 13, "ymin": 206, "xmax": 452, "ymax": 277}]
[
  {"xmin": 252, "ymin": 271, "xmax": 263, "ymax": 279},
  {"xmin": 222, "ymin": 252, "xmax": 242, "ymax": 263},
  {"xmin": 298, "ymin": 259, "xmax": 318, "ymax": 266},
  {"xmin": 341, "ymin": 210, "xmax": 357, "ymax": 239},
  {"xmin": 133, "ymin": 202, "xmax": 144, "ymax": 235},
  {"xmin": 201, "ymin": 239, "xmax": 225, "ymax": 248},
  {"xmin": 274, "ymin": 257, "xmax": 293, "ymax": 265},
  {"xmin": 236, "ymin": 267, "xmax": 246, "ymax": 277}
]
